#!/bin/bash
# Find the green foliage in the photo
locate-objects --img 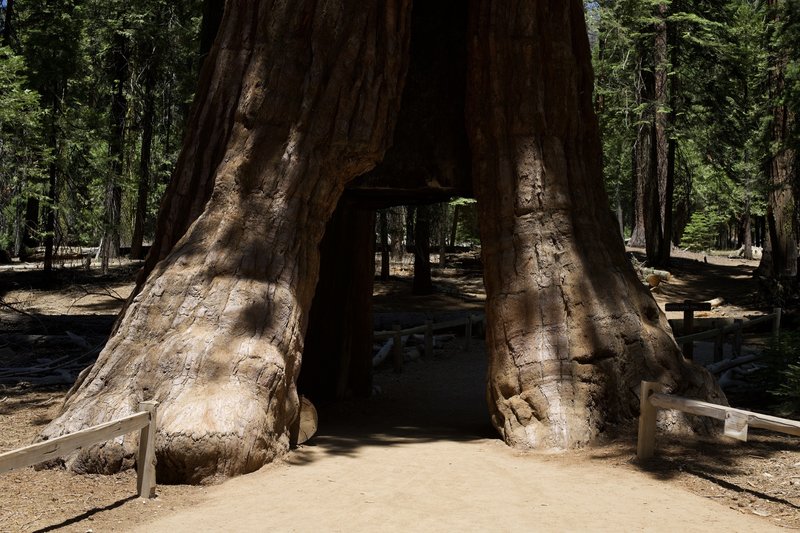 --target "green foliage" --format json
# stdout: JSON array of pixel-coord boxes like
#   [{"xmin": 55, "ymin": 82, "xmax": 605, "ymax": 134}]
[
  {"xmin": 0, "ymin": 46, "xmax": 47, "ymax": 251},
  {"xmin": 680, "ymin": 207, "xmax": 727, "ymax": 251},
  {"xmin": 761, "ymin": 331, "xmax": 800, "ymax": 417},
  {"xmin": 0, "ymin": 0, "xmax": 203, "ymax": 260},
  {"xmin": 589, "ymin": 0, "xmax": 791, "ymax": 250},
  {"xmin": 449, "ymin": 198, "xmax": 480, "ymax": 246}
]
